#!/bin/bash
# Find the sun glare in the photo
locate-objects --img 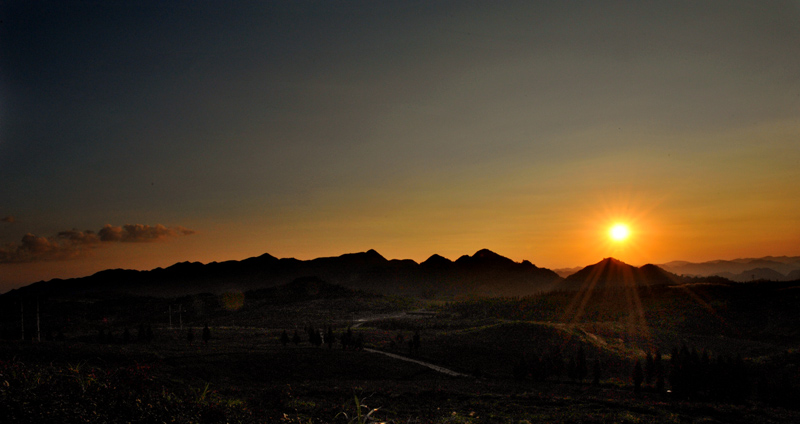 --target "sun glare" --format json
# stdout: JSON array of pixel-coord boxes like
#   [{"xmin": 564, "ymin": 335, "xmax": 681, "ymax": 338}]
[
  {"xmin": 609, "ymin": 223, "xmax": 631, "ymax": 242},
  {"xmin": 582, "ymin": 191, "xmax": 659, "ymax": 266}
]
